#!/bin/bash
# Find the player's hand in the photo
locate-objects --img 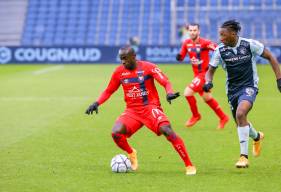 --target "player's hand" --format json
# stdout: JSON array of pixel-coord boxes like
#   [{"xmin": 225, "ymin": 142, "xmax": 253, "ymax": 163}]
[
  {"xmin": 176, "ymin": 54, "xmax": 182, "ymax": 62},
  {"xmin": 85, "ymin": 102, "xmax": 99, "ymax": 115},
  {"xmin": 203, "ymin": 82, "xmax": 213, "ymax": 92},
  {"xmin": 166, "ymin": 92, "xmax": 180, "ymax": 104},
  {"xmin": 277, "ymin": 78, "xmax": 281, "ymax": 92}
]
